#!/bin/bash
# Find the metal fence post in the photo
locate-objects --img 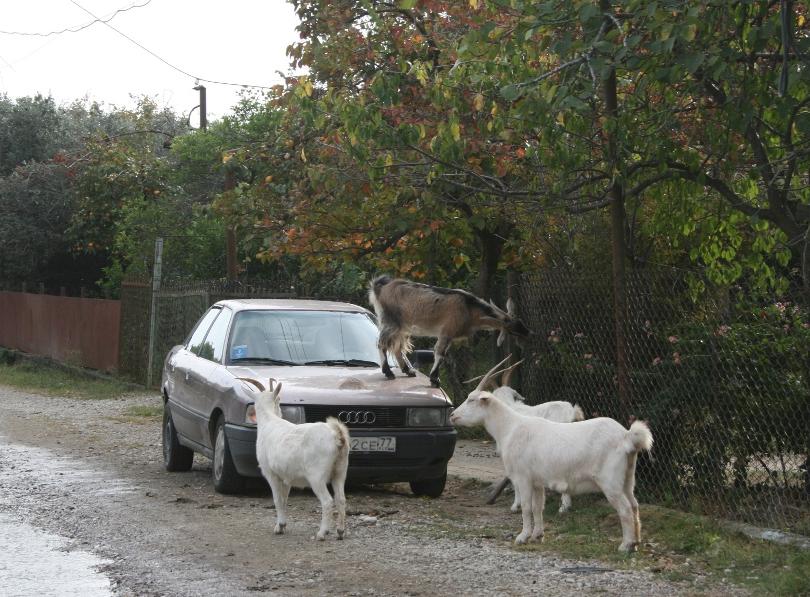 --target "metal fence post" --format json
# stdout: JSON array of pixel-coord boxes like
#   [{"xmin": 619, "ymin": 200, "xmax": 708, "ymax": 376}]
[{"xmin": 146, "ymin": 237, "xmax": 164, "ymax": 388}]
